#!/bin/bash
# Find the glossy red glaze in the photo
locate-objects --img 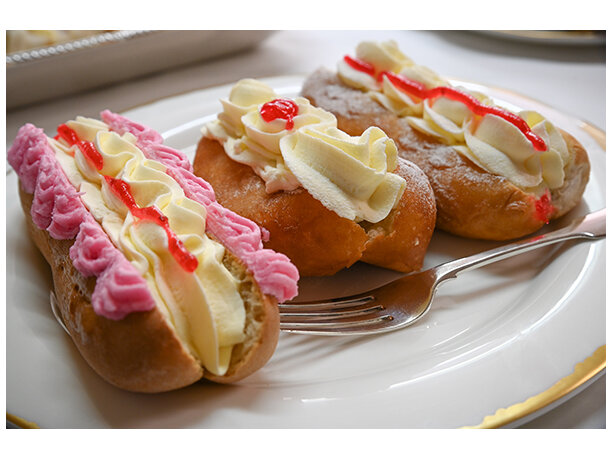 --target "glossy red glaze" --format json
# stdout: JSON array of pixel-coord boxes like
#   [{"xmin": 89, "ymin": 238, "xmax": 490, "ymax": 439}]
[
  {"xmin": 77, "ymin": 140, "xmax": 104, "ymax": 170},
  {"xmin": 534, "ymin": 189, "xmax": 555, "ymax": 223},
  {"xmin": 343, "ymin": 54, "xmax": 376, "ymax": 77},
  {"xmin": 56, "ymin": 124, "xmax": 104, "ymax": 167},
  {"xmin": 104, "ymin": 177, "xmax": 199, "ymax": 273},
  {"xmin": 260, "ymin": 98, "xmax": 299, "ymax": 130},
  {"xmin": 56, "ymin": 123, "xmax": 80, "ymax": 145}
]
